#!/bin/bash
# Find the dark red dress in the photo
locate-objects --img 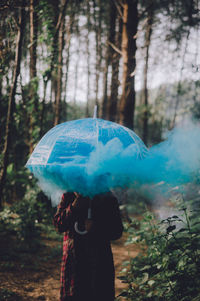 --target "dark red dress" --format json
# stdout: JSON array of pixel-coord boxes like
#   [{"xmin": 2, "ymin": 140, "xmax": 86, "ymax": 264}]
[{"xmin": 53, "ymin": 192, "xmax": 123, "ymax": 301}]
